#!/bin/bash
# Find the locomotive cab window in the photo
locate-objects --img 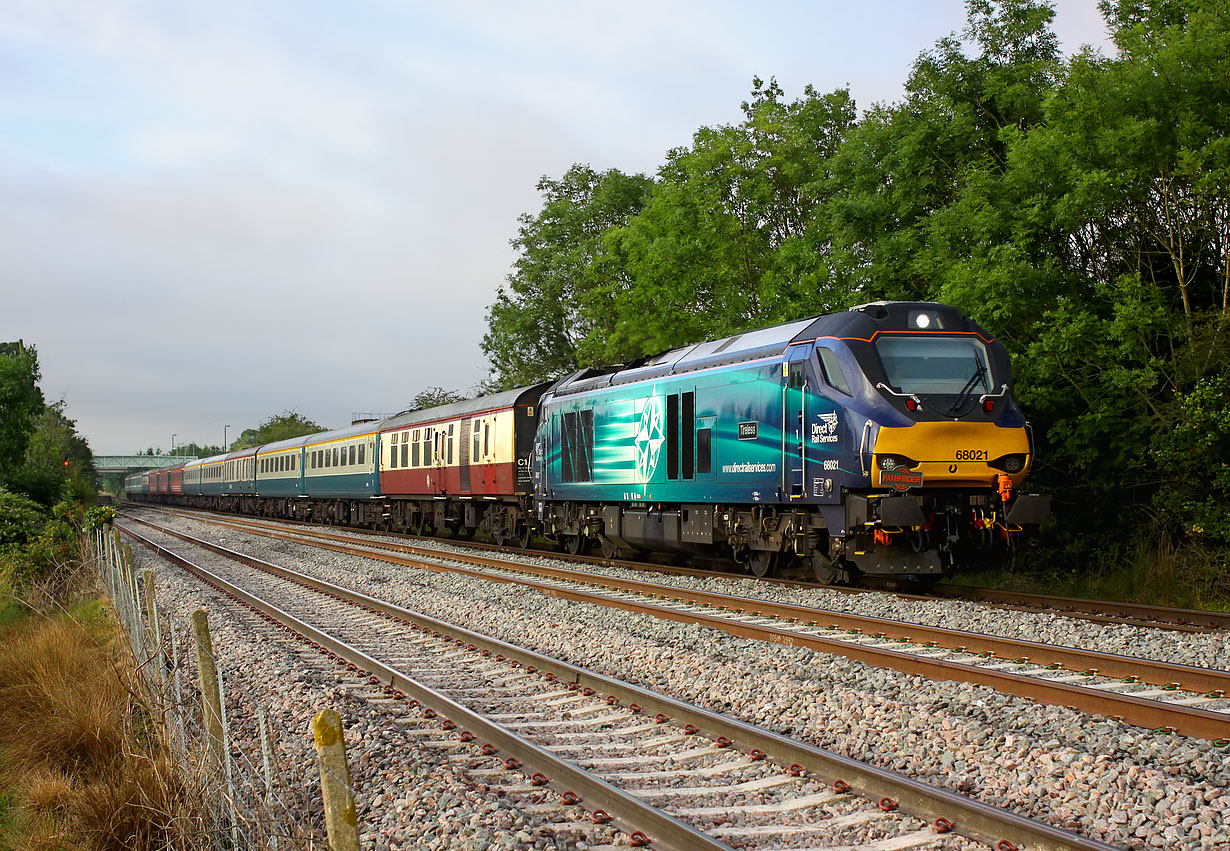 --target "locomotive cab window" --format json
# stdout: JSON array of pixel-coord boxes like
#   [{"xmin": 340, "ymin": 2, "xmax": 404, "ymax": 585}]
[
  {"xmin": 816, "ymin": 348, "xmax": 853, "ymax": 396},
  {"xmin": 876, "ymin": 336, "xmax": 991, "ymax": 395}
]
